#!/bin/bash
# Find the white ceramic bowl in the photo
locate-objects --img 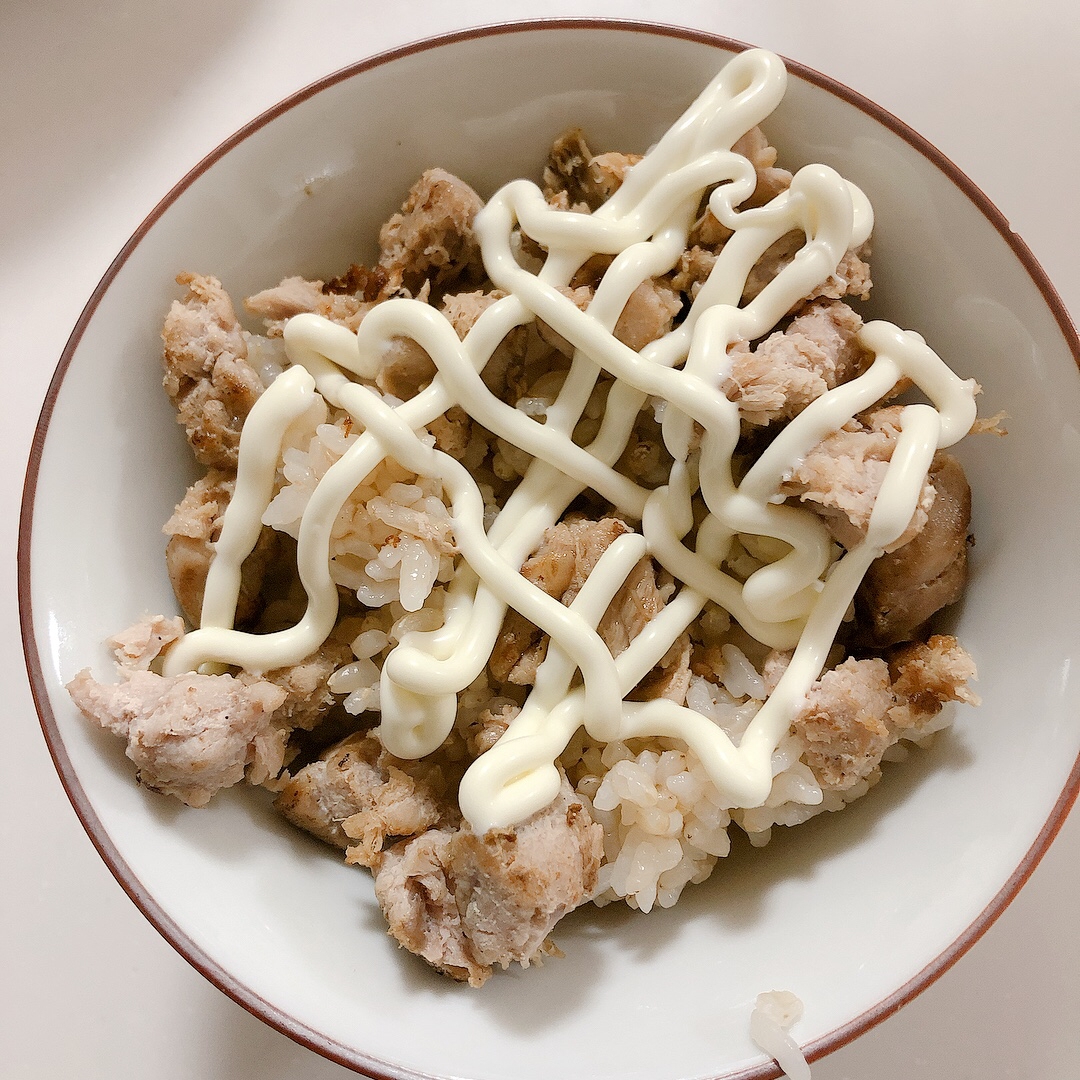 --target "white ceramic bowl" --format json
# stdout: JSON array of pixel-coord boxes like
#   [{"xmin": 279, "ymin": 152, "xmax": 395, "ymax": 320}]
[{"xmin": 20, "ymin": 19, "xmax": 1080, "ymax": 1080}]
